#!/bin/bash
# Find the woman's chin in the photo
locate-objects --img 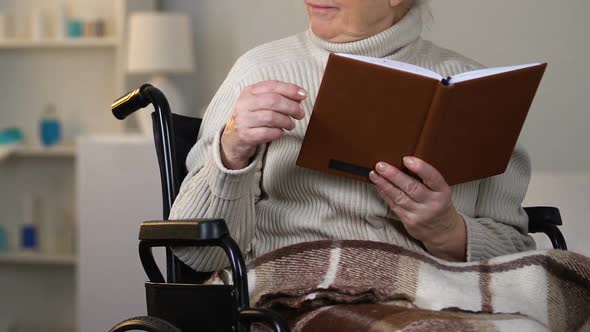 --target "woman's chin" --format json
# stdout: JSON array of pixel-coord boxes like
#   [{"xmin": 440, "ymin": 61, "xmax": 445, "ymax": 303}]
[
  {"xmin": 310, "ymin": 24, "xmax": 338, "ymax": 40},
  {"xmin": 310, "ymin": 26, "xmax": 355, "ymax": 43}
]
